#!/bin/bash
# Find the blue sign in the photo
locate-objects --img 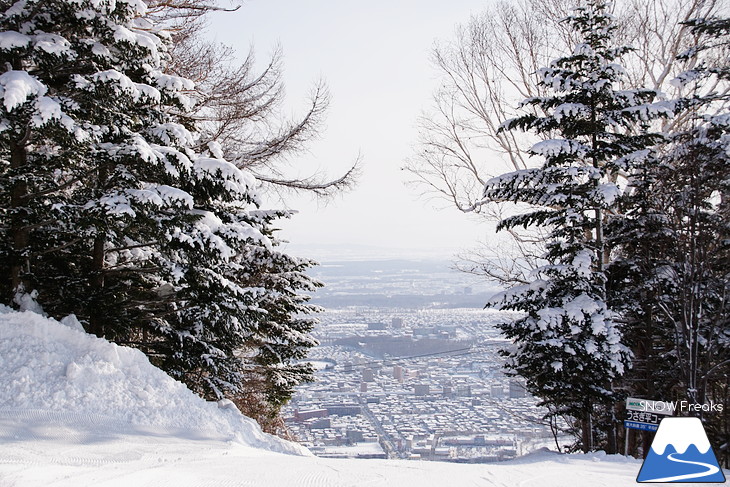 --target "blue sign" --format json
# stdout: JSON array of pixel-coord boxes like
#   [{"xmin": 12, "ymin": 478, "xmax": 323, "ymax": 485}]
[{"xmin": 624, "ymin": 420, "xmax": 658, "ymax": 432}]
